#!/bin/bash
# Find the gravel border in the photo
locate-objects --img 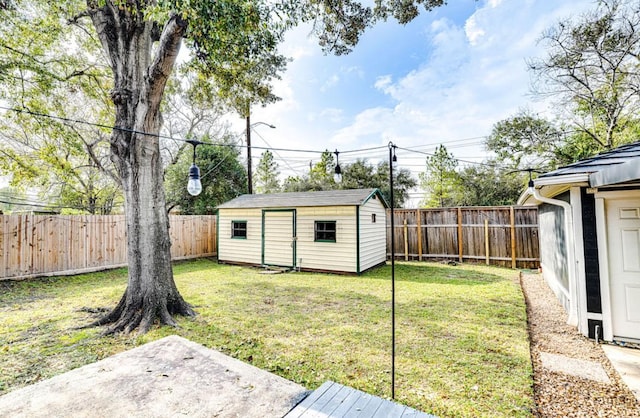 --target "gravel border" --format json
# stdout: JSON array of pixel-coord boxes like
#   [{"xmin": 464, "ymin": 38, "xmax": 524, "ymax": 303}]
[{"xmin": 521, "ymin": 273, "xmax": 640, "ymax": 417}]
